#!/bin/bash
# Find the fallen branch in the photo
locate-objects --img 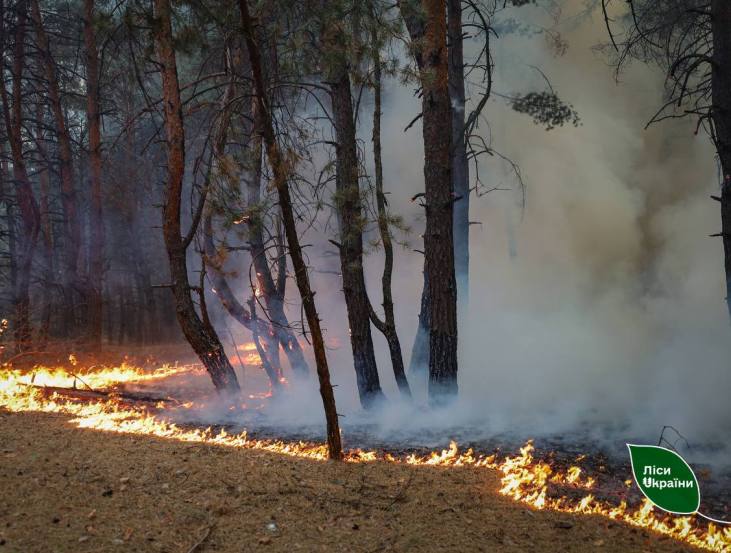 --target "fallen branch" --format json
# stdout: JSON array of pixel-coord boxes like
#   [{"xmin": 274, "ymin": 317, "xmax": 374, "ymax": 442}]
[
  {"xmin": 23, "ymin": 383, "xmax": 176, "ymax": 405},
  {"xmin": 186, "ymin": 523, "xmax": 214, "ymax": 553}
]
